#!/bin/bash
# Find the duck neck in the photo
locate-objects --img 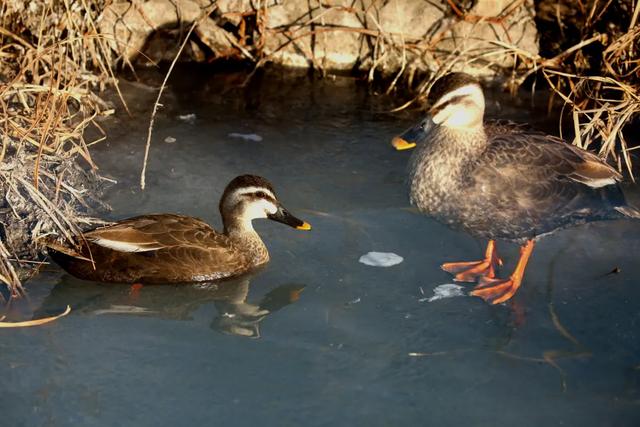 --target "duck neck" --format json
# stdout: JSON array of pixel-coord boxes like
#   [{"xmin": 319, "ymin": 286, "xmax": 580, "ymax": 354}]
[
  {"xmin": 409, "ymin": 125, "xmax": 487, "ymax": 203},
  {"xmin": 223, "ymin": 216, "xmax": 269, "ymax": 266}
]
